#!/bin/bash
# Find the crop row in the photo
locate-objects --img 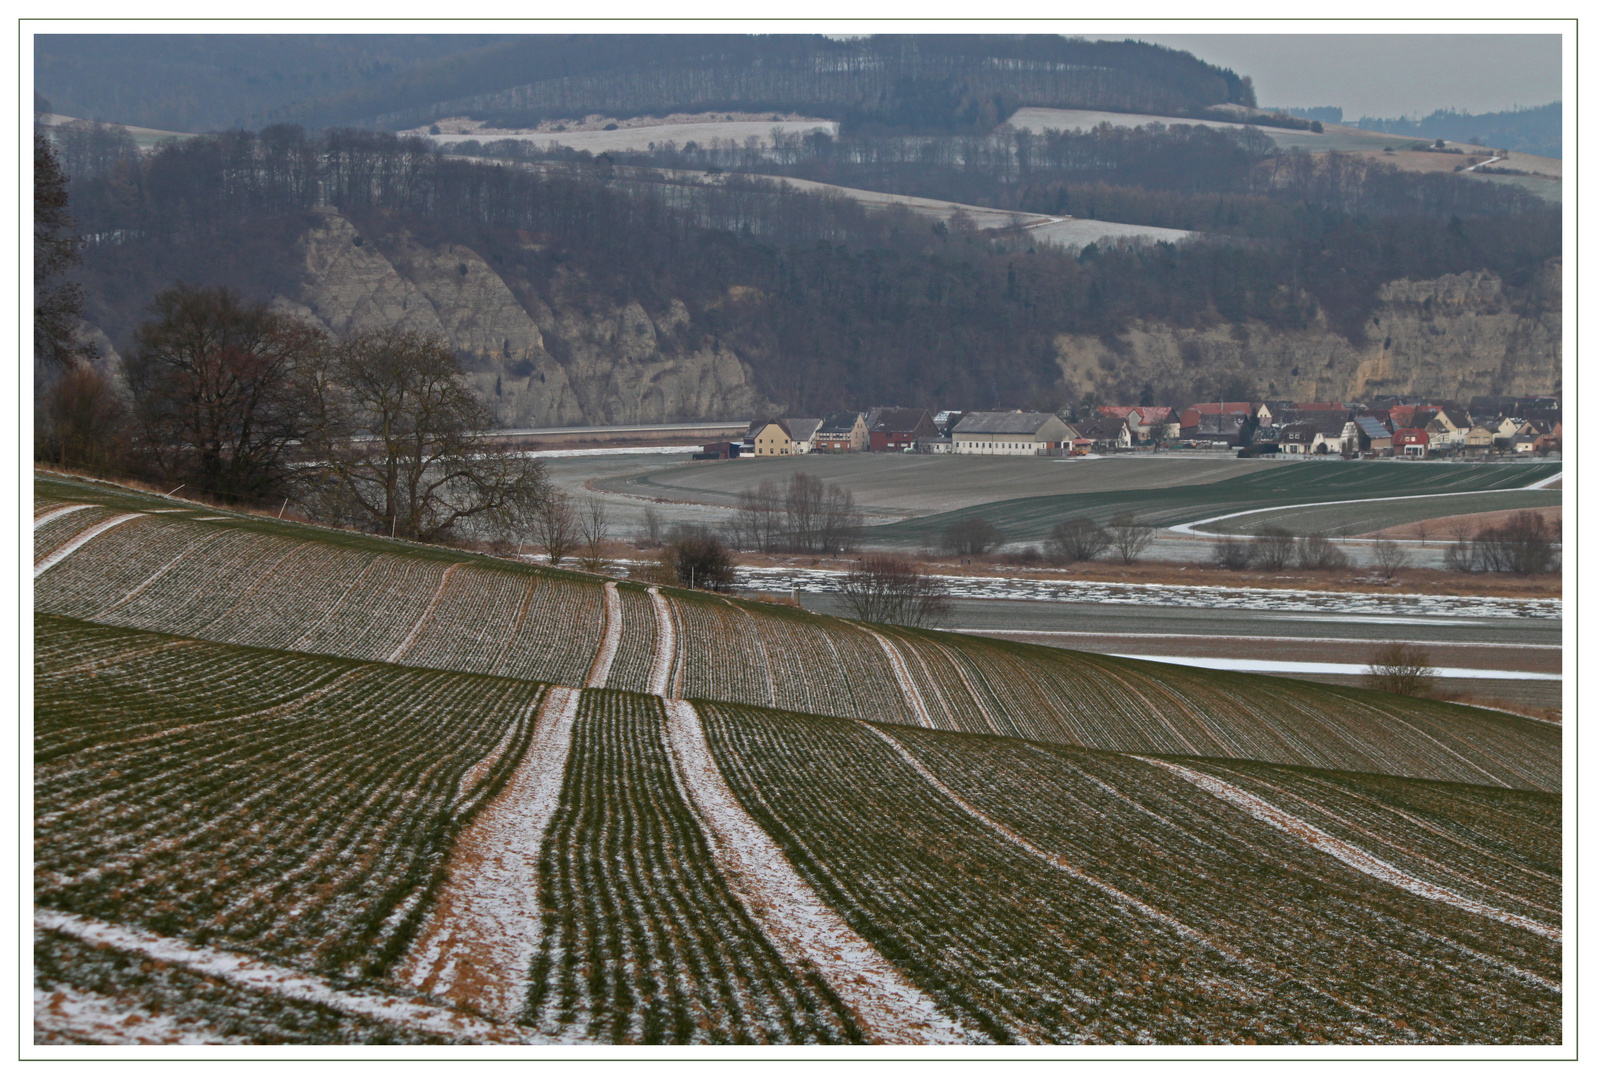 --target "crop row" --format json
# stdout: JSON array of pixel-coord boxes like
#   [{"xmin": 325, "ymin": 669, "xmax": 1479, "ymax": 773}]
[
  {"xmin": 35, "ymin": 617, "xmax": 546, "ymax": 981},
  {"xmin": 693, "ymin": 703, "xmax": 1561, "ymax": 1043},
  {"xmin": 1174, "ymin": 760, "xmax": 1562, "ymax": 925},
  {"xmin": 598, "ymin": 585, "xmax": 660, "ymax": 694}
]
